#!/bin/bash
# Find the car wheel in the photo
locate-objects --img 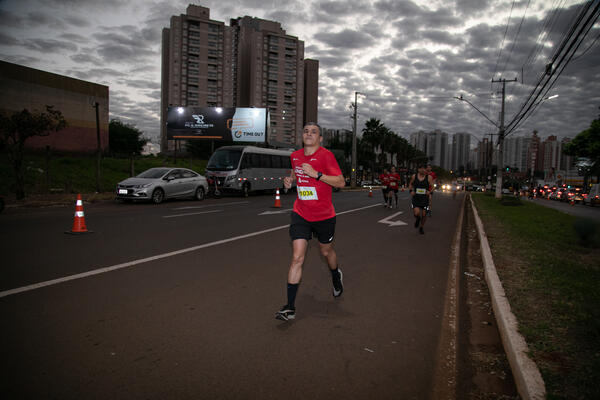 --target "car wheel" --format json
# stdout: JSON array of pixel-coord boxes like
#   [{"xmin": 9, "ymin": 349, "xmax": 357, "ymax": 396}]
[
  {"xmin": 152, "ymin": 188, "xmax": 164, "ymax": 204},
  {"xmin": 242, "ymin": 183, "xmax": 250, "ymax": 197},
  {"xmin": 195, "ymin": 186, "xmax": 205, "ymax": 201}
]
